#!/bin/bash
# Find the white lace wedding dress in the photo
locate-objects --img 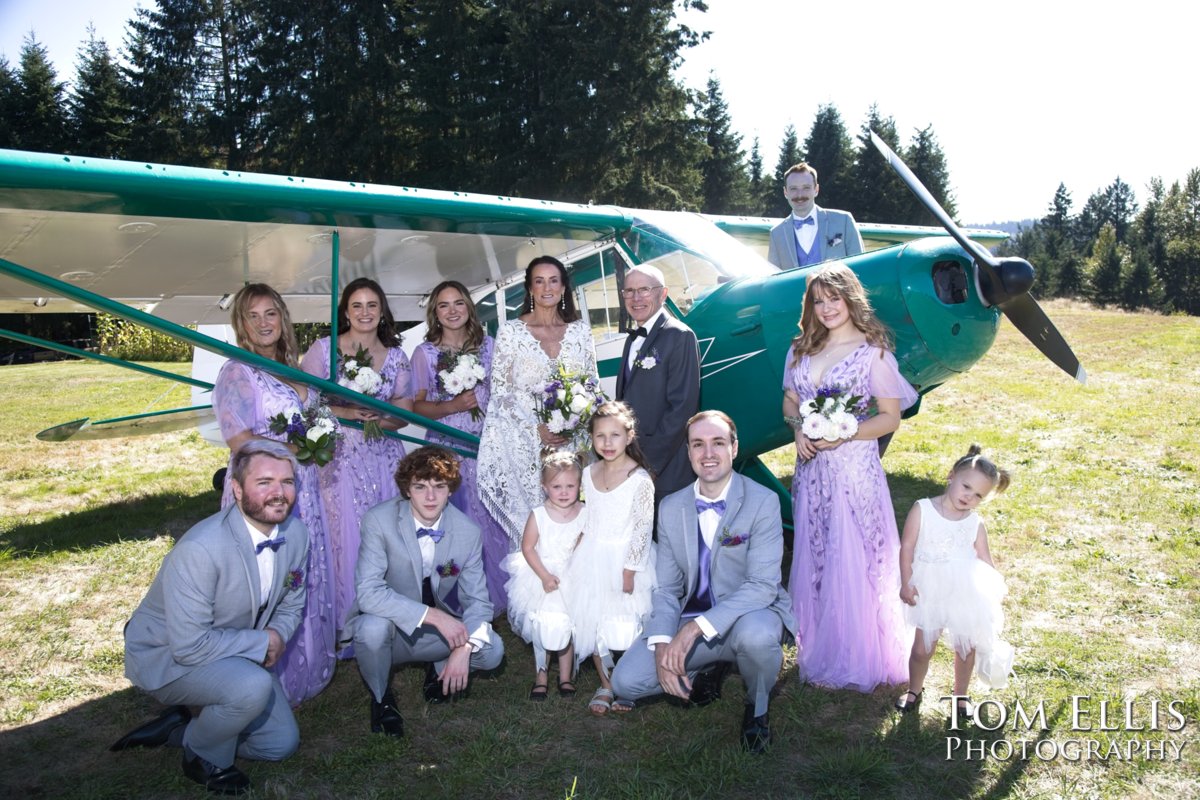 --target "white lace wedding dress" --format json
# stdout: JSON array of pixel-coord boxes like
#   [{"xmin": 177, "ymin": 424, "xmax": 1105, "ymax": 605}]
[{"xmin": 478, "ymin": 319, "xmax": 598, "ymax": 544}]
